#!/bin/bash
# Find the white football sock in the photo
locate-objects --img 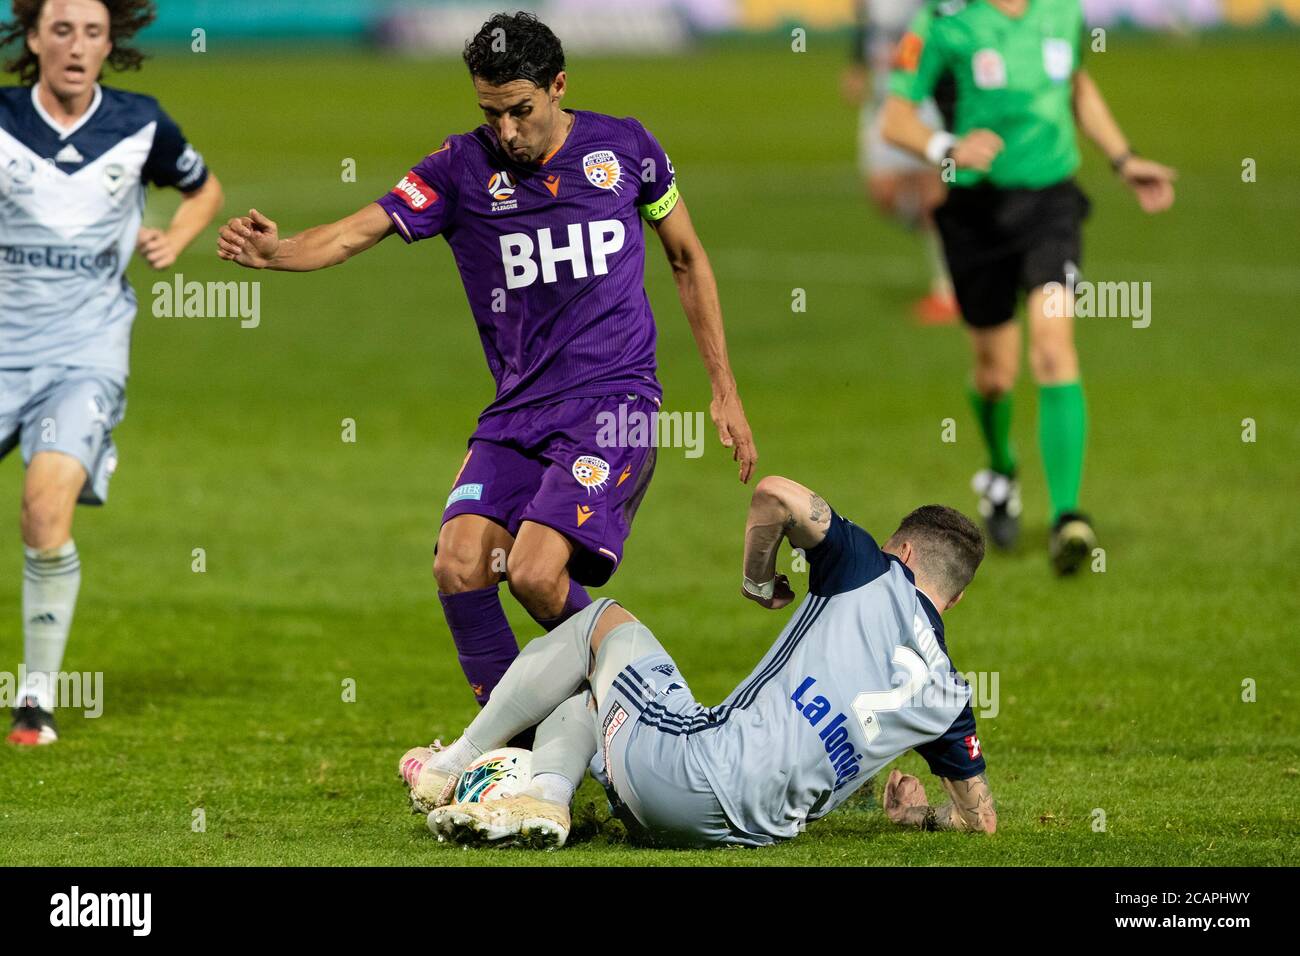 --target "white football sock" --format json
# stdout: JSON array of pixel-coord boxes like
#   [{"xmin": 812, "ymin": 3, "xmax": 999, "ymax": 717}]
[
  {"xmin": 21, "ymin": 540, "xmax": 81, "ymax": 712},
  {"xmin": 431, "ymin": 735, "xmax": 483, "ymax": 776},
  {"xmin": 528, "ymin": 773, "xmax": 576, "ymax": 808},
  {"xmin": 528, "ymin": 693, "xmax": 597, "ymax": 805}
]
